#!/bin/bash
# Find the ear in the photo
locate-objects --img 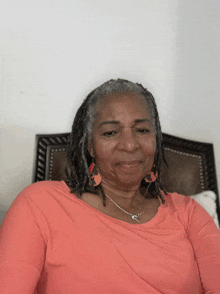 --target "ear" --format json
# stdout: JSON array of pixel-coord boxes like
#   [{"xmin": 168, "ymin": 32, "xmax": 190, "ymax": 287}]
[{"xmin": 88, "ymin": 138, "xmax": 95, "ymax": 158}]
